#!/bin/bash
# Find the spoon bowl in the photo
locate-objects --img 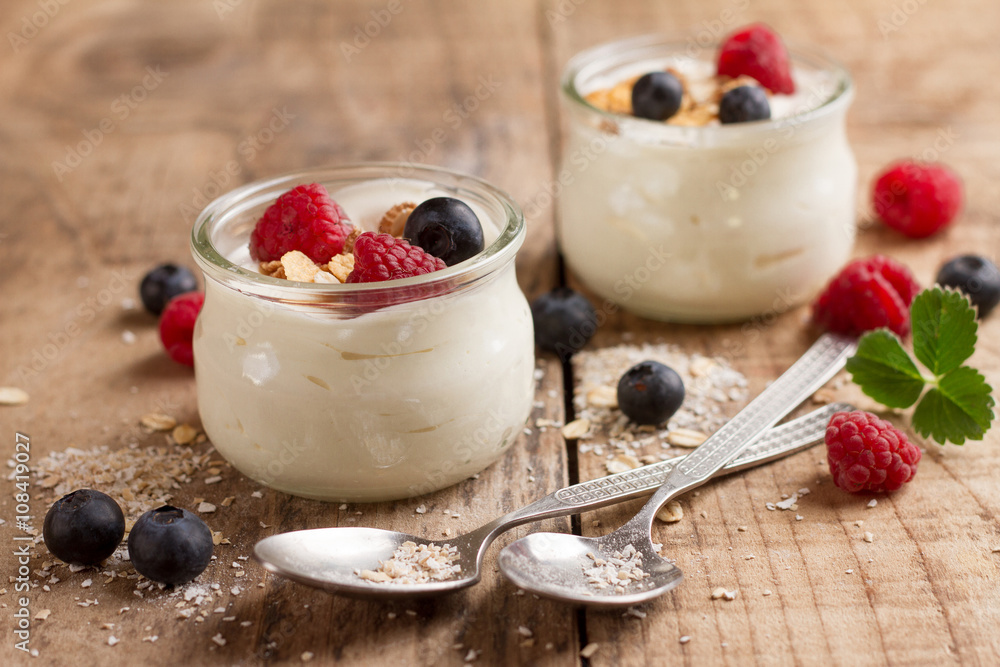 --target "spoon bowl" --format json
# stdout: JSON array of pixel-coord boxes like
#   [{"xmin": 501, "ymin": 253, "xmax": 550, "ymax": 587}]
[{"xmin": 500, "ymin": 531, "xmax": 682, "ymax": 606}]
